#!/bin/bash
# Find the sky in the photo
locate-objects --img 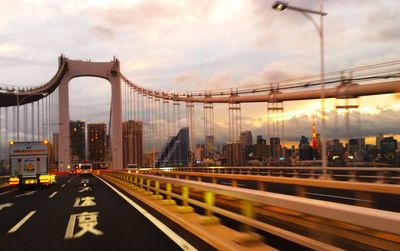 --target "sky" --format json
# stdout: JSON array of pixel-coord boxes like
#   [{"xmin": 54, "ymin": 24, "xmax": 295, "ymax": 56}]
[{"xmin": 0, "ymin": 0, "xmax": 400, "ymax": 150}]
